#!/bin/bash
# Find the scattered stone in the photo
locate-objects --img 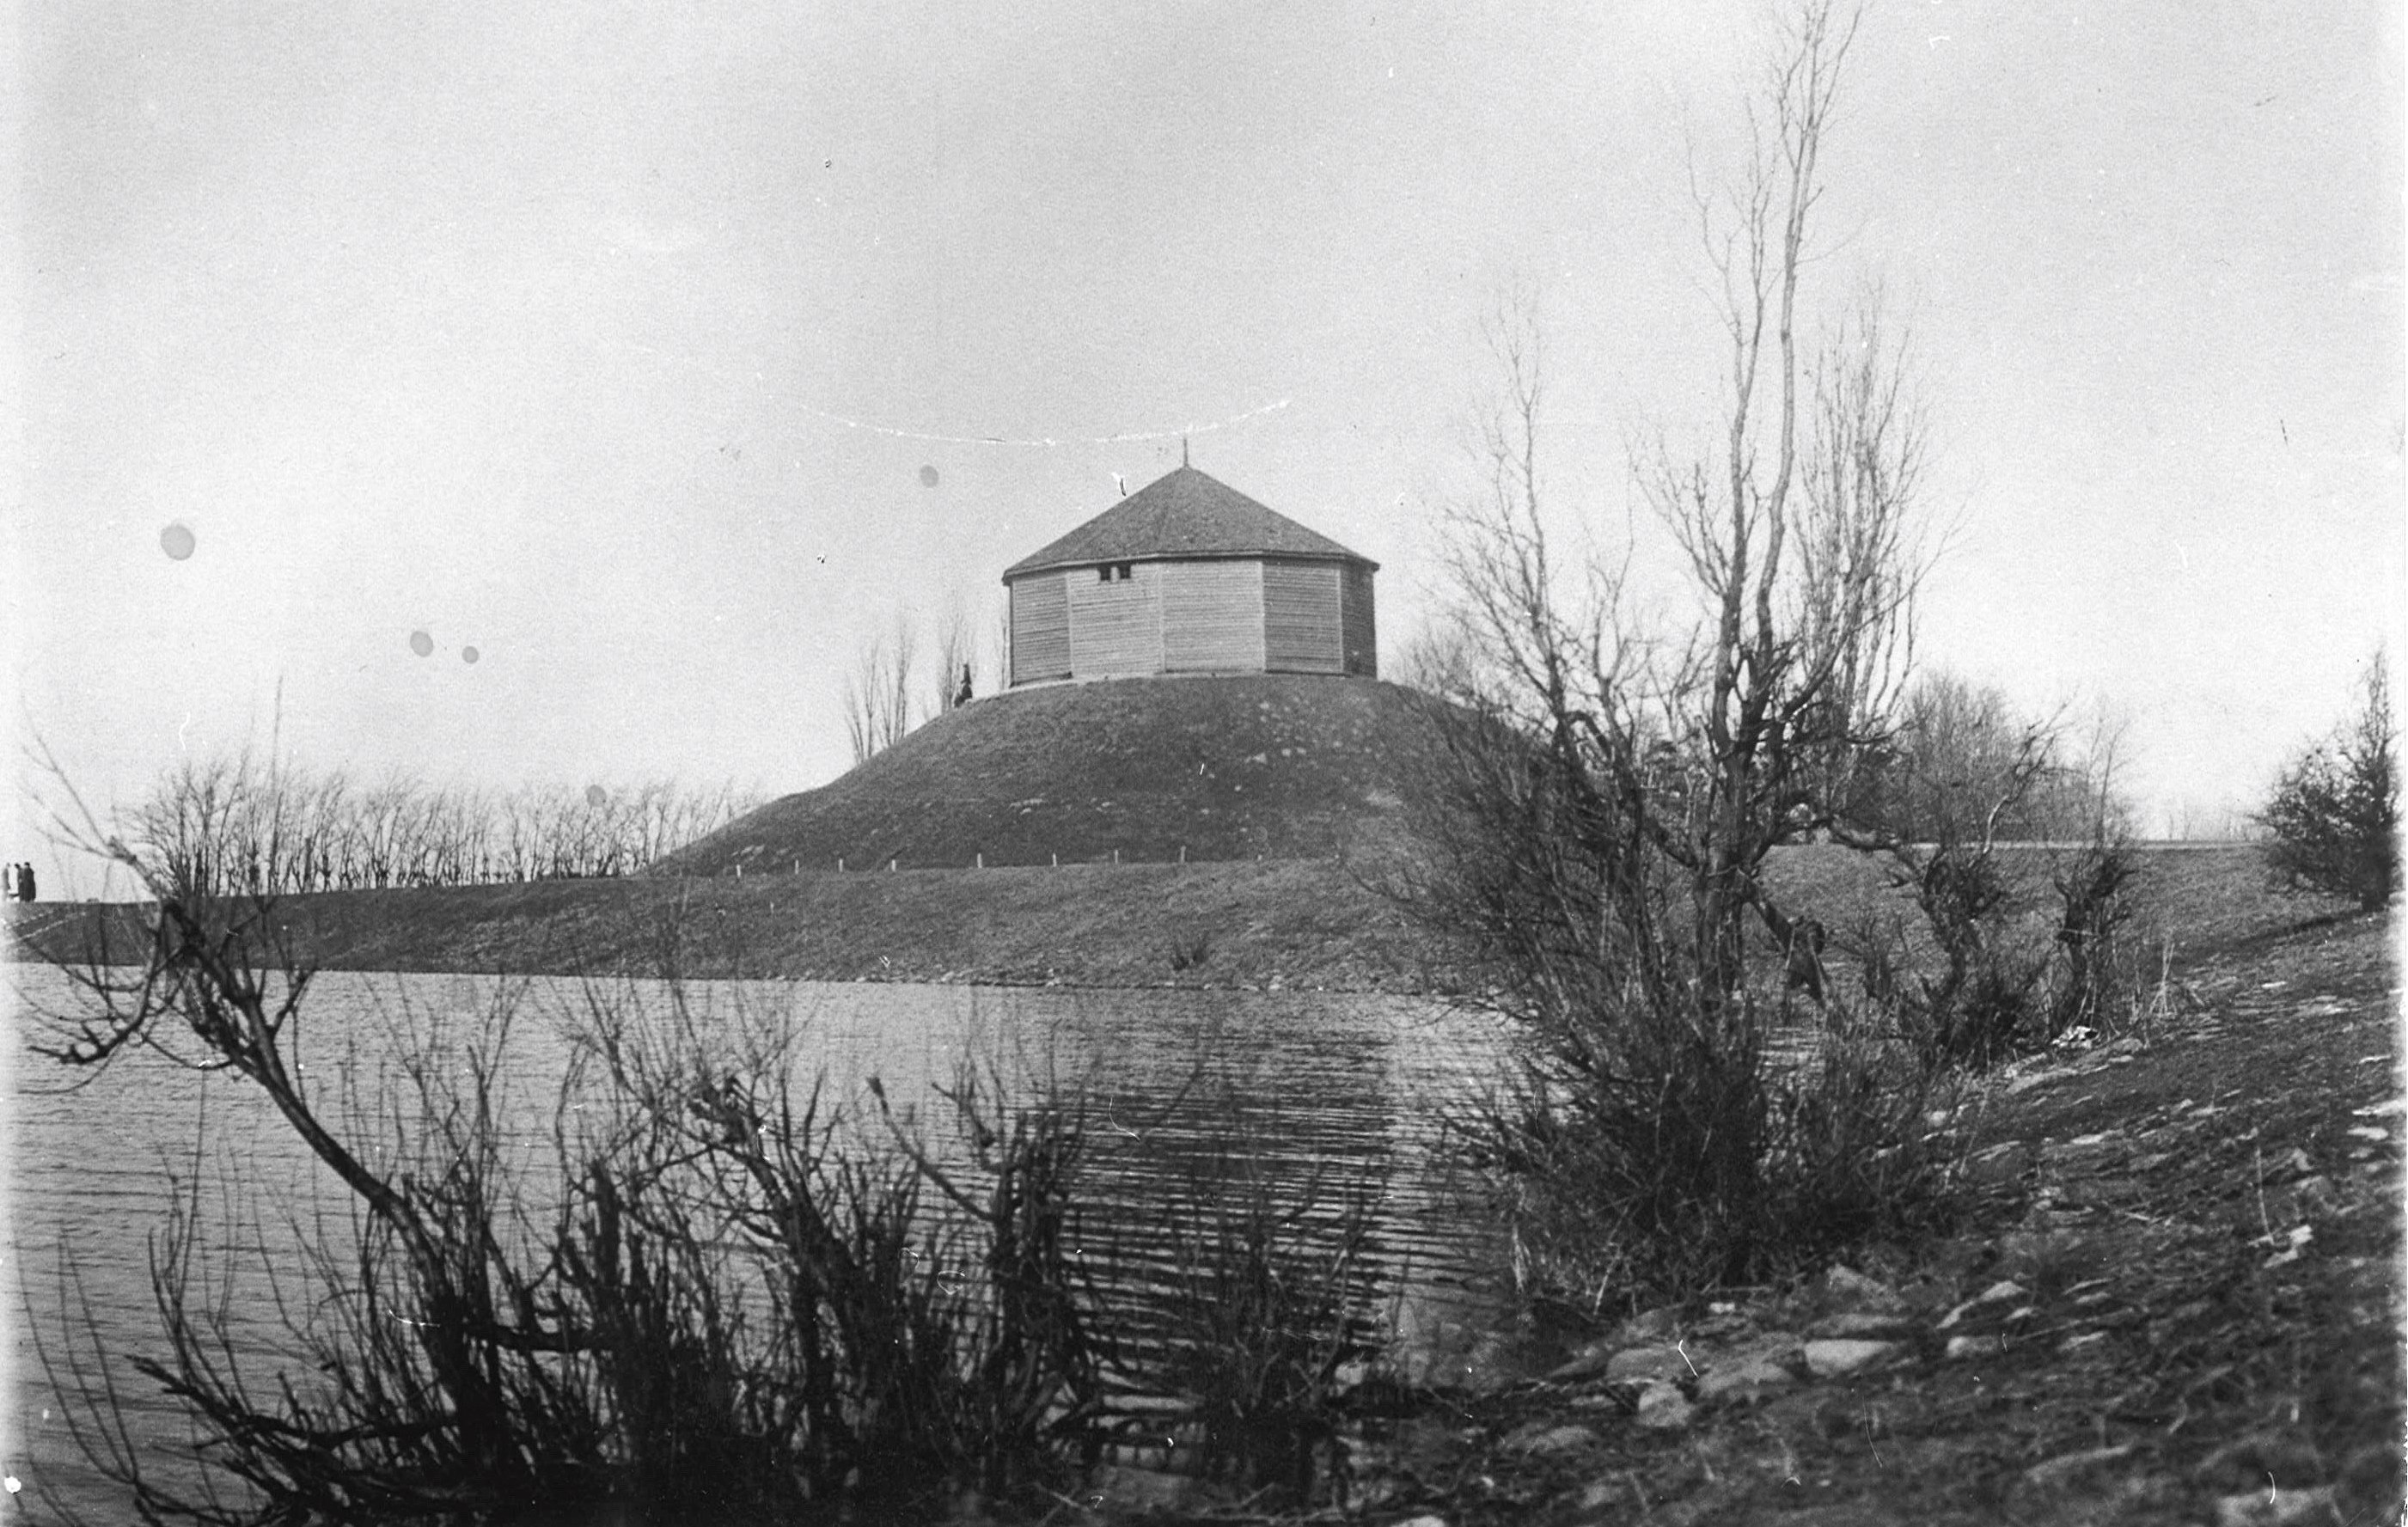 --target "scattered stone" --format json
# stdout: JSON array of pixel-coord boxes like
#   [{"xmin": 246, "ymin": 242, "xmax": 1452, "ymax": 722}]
[
  {"xmin": 1391, "ymin": 1516, "xmax": 1451, "ymax": 1527},
  {"xmin": 2020, "ymin": 1444, "xmax": 2134, "ymax": 1492},
  {"xmin": 1612, "ymin": 1304, "xmax": 1682, "ymax": 1346},
  {"xmin": 1633, "ymin": 1380, "xmax": 1696, "ymax": 1431},
  {"xmin": 1803, "ymin": 1338, "xmax": 1905, "ymax": 1378},
  {"xmin": 1709, "ymin": 1330, "xmax": 1806, "ymax": 1372},
  {"xmin": 1604, "ymin": 1345, "xmax": 1691, "ymax": 1383},
  {"xmin": 1818, "ymin": 1264, "xmax": 1907, "ymax": 1315},
  {"xmin": 2058, "ymin": 1330, "xmax": 2108, "ymax": 1353},
  {"xmin": 2263, "ymin": 1225, "xmax": 2313, "ymax": 1268},
  {"xmin": 1939, "ymin": 1280, "xmax": 2027, "ymax": 1328},
  {"xmin": 1995, "ymin": 1228, "xmax": 2087, "ymax": 1276},
  {"xmin": 1965, "ymin": 1139, "xmax": 2038, "ymax": 1186},
  {"xmin": 1696, "ymin": 1358, "xmax": 1798, "ymax": 1406},
  {"xmin": 2209, "ymin": 1484, "xmax": 2338, "ymax": 1526},
  {"xmin": 2127, "ymin": 1151, "xmax": 2174, "ymax": 1174},
  {"xmin": 1502, "ymin": 1420, "xmax": 1600, "ymax": 1457},
  {"xmin": 1805, "ymin": 1310, "xmax": 1919, "ymax": 1341},
  {"xmin": 2196, "ymin": 1428, "xmax": 2329, "ymax": 1492},
  {"xmin": 2002, "ymin": 1445, "xmax": 2170, "ymax": 1523},
  {"xmin": 1944, "ymin": 1332, "xmax": 2008, "ymax": 1361},
  {"xmin": 2044, "ymin": 1133, "xmax": 2118, "ymax": 1165},
  {"xmin": 2291, "ymin": 1175, "xmax": 2338, "ymax": 1214},
  {"xmin": 1545, "ymin": 1342, "xmax": 1617, "ymax": 1383}
]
